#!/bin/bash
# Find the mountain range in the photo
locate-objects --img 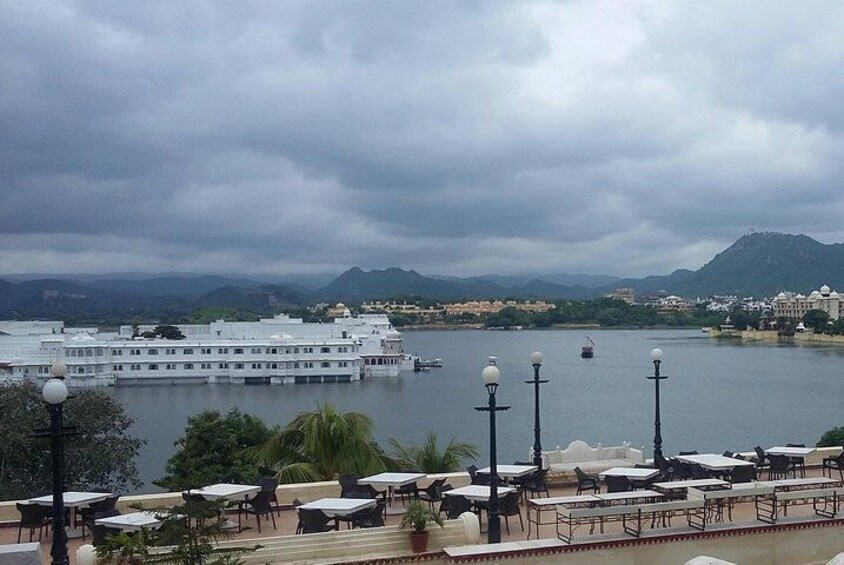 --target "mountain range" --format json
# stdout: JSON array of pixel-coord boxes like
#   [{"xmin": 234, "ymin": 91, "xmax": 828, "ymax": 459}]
[{"xmin": 1, "ymin": 232, "xmax": 842, "ymax": 321}]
